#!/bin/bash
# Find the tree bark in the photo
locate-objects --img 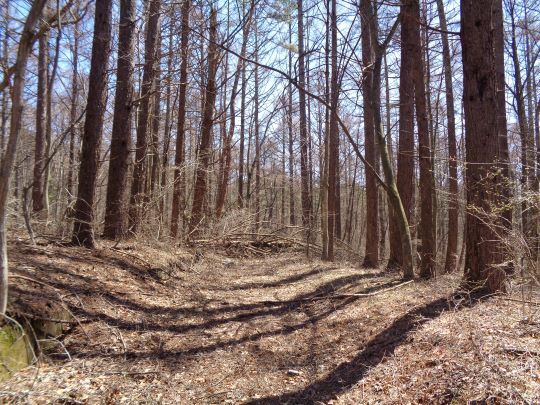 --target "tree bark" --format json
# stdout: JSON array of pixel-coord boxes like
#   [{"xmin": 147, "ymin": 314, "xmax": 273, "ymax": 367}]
[
  {"xmin": 297, "ymin": 0, "xmax": 312, "ymax": 234},
  {"xmin": 409, "ymin": 0, "xmax": 435, "ymax": 279},
  {"xmin": 215, "ymin": 2, "xmax": 254, "ymax": 218},
  {"xmin": 170, "ymin": 0, "xmax": 190, "ymax": 238},
  {"xmin": 461, "ymin": 0, "xmax": 509, "ymax": 293},
  {"xmin": 360, "ymin": 0, "xmax": 379, "ymax": 267},
  {"xmin": 189, "ymin": 8, "xmax": 218, "ymax": 235},
  {"xmin": 72, "ymin": 0, "xmax": 112, "ymax": 247},
  {"xmin": 392, "ymin": 0, "xmax": 416, "ymax": 270},
  {"xmin": 128, "ymin": 0, "xmax": 161, "ymax": 234},
  {"xmin": 0, "ymin": 0, "xmax": 48, "ymax": 315},
  {"xmin": 103, "ymin": 0, "xmax": 136, "ymax": 240},
  {"xmin": 32, "ymin": 32, "xmax": 49, "ymax": 213},
  {"xmin": 436, "ymin": 0, "xmax": 458, "ymax": 273}
]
